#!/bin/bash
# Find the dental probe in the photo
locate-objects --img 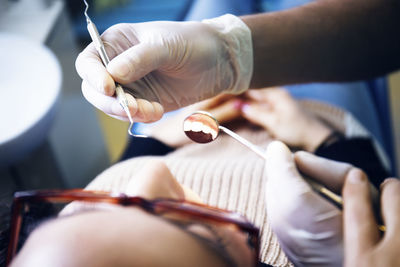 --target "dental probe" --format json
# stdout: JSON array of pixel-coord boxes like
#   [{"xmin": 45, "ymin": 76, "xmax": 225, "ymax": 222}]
[{"xmin": 83, "ymin": 0, "xmax": 146, "ymax": 137}]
